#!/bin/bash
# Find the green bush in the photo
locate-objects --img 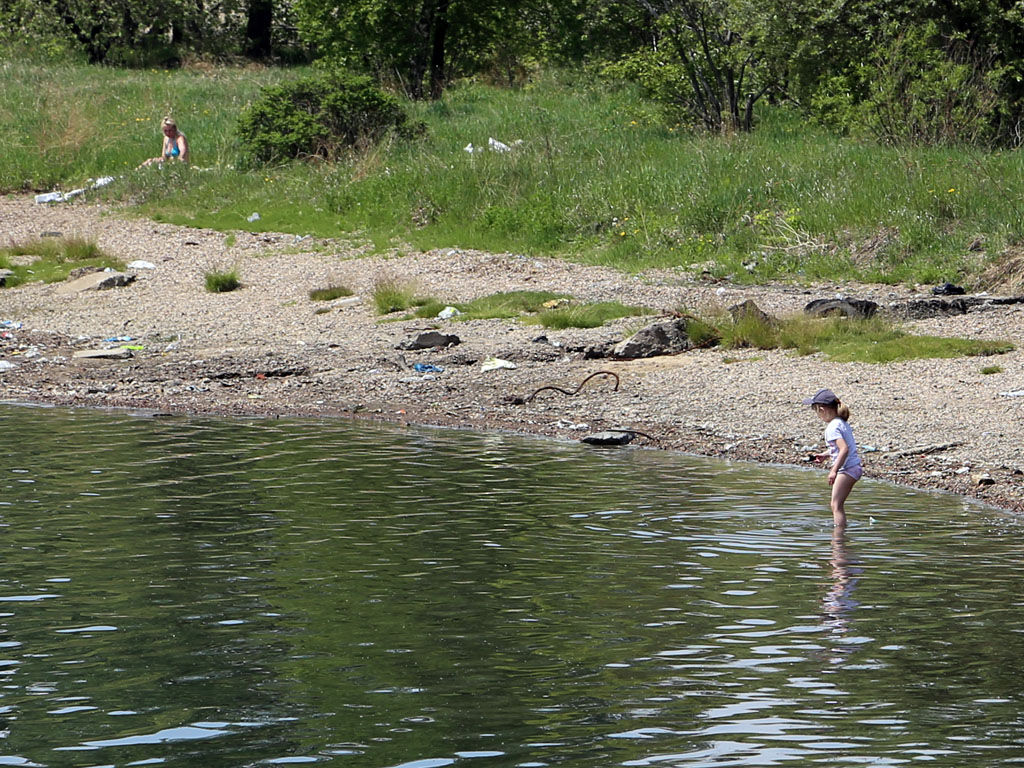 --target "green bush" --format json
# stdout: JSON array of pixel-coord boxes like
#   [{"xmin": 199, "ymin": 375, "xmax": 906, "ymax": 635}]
[
  {"xmin": 812, "ymin": 23, "xmax": 1001, "ymax": 147},
  {"xmin": 236, "ymin": 71, "xmax": 416, "ymax": 165}
]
